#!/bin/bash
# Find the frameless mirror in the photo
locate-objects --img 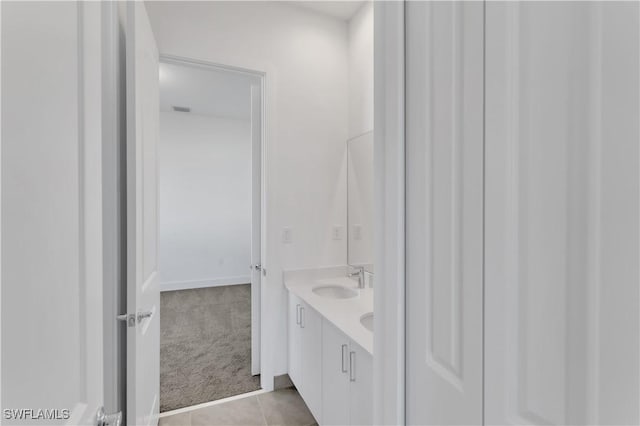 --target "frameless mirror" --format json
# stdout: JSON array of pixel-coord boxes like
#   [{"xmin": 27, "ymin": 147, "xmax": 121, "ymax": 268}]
[{"xmin": 347, "ymin": 131, "xmax": 373, "ymax": 273}]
